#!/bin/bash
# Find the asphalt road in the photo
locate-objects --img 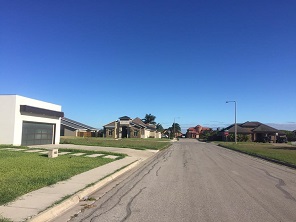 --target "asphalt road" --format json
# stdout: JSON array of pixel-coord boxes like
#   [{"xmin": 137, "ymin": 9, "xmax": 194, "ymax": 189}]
[{"xmin": 67, "ymin": 139, "xmax": 296, "ymax": 222}]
